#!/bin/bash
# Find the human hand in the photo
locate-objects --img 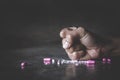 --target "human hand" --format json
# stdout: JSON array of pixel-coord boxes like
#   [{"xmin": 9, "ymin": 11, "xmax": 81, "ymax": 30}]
[{"xmin": 60, "ymin": 27, "xmax": 107, "ymax": 60}]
